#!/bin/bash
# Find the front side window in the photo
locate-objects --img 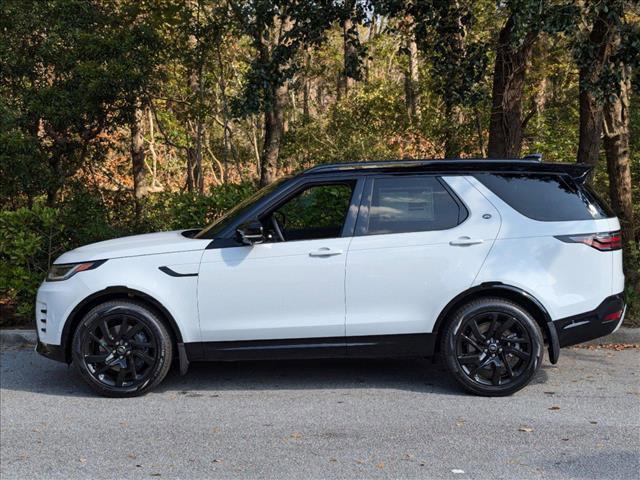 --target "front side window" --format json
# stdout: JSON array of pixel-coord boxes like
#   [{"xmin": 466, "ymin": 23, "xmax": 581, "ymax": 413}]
[
  {"xmin": 362, "ymin": 176, "xmax": 465, "ymax": 235},
  {"xmin": 195, "ymin": 177, "xmax": 290, "ymax": 239},
  {"xmin": 264, "ymin": 182, "xmax": 355, "ymax": 241}
]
